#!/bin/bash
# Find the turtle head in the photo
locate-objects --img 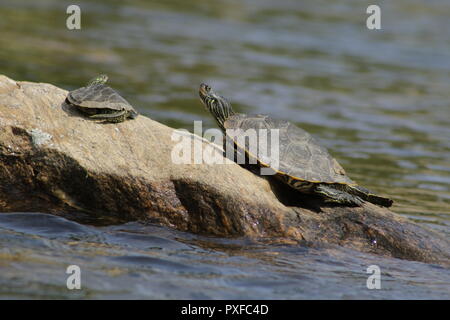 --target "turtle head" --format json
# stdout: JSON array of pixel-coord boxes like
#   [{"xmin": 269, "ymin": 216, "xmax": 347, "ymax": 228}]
[
  {"xmin": 199, "ymin": 83, "xmax": 234, "ymax": 131},
  {"xmin": 87, "ymin": 74, "xmax": 108, "ymax": 87}
]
